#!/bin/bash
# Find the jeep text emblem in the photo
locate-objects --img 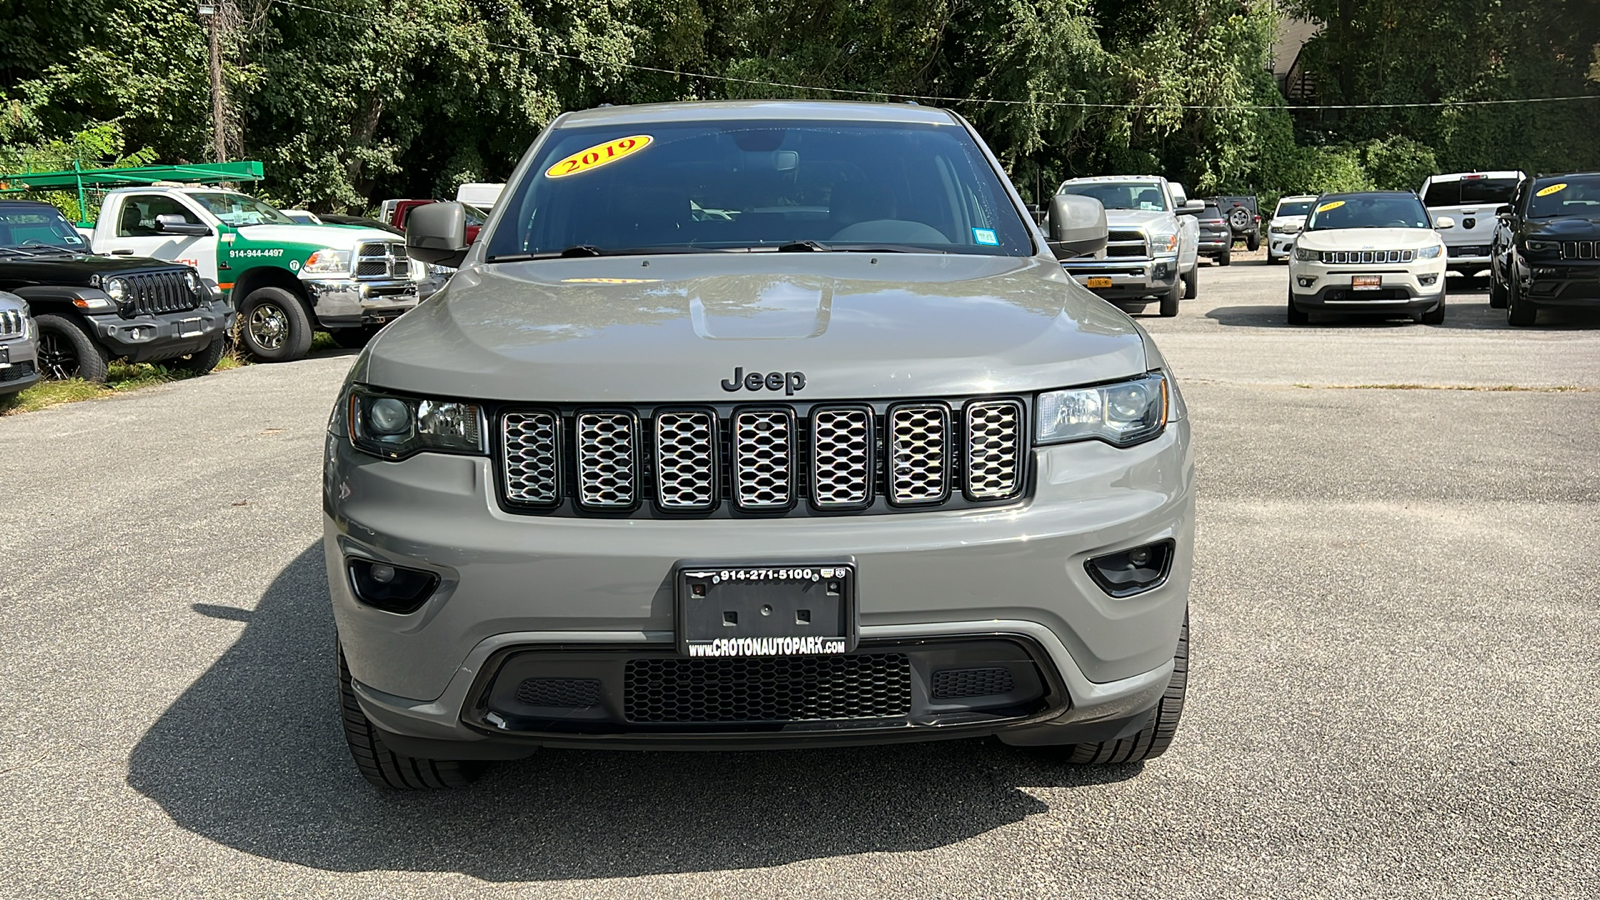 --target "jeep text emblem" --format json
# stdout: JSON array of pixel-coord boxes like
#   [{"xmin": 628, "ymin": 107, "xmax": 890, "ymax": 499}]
[{"xmin": 721, "ymin": 367, "xmax": 806, "ymax": 395}]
